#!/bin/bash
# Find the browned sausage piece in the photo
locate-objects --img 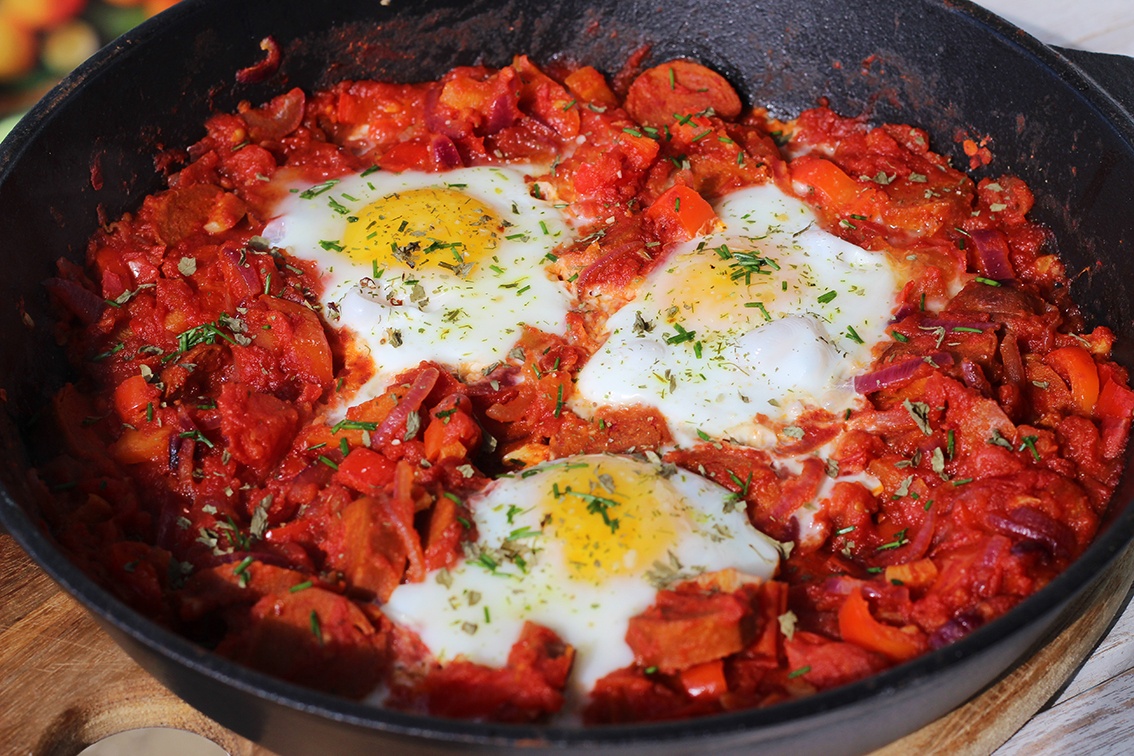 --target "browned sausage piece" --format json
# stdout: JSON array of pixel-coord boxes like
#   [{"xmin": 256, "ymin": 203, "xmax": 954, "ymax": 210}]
[{"xmin": 625, "ymin": 59, "xmax": 742, "ymax": 127}]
